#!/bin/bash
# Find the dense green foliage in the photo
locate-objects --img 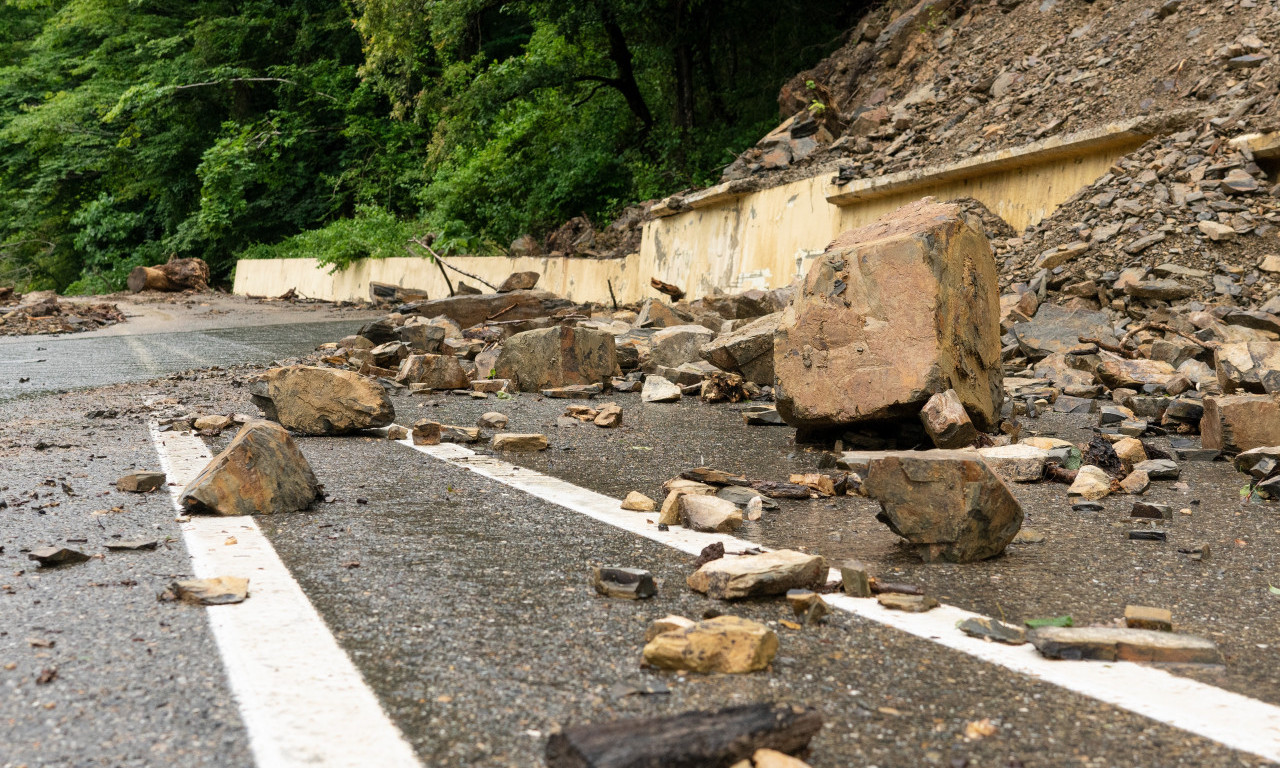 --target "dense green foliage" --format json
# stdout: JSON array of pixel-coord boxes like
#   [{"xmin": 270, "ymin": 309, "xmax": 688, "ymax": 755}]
[{"xmin": 0, "ymin": 0, "xmax": 864, "ymax": 290}]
